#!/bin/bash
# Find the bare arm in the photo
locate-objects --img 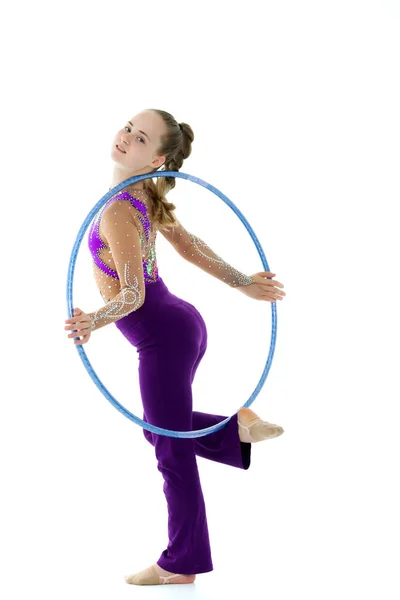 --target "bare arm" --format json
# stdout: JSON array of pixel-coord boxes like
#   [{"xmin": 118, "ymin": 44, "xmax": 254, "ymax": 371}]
[{"xmin": 159, "ymin": 218, "xmax": 254, "ymax": 288}]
